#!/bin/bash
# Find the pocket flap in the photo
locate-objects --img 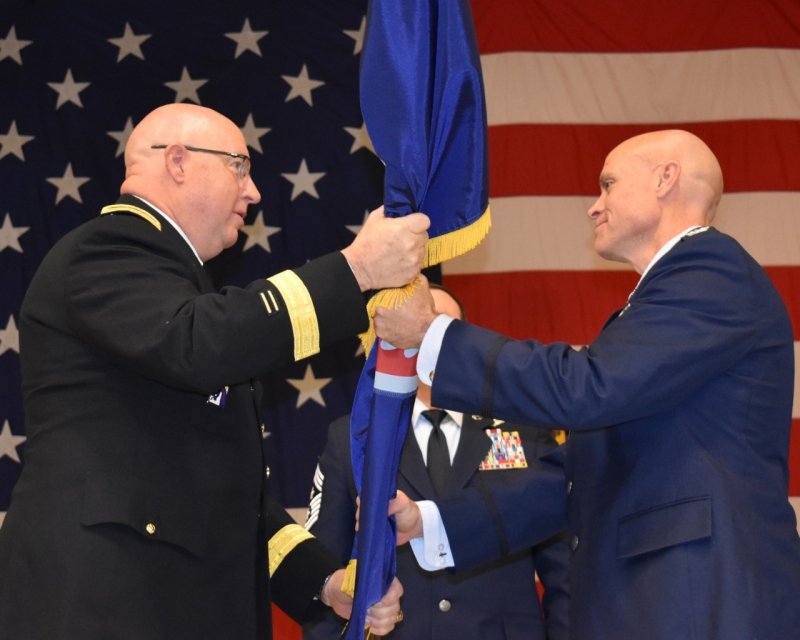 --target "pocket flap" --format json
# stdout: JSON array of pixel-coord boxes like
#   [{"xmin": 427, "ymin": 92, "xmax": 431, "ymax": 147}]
[
  {"xmin": 81, "ymin": 471, "xmax": 210, "ymax": 558},
  {"xmin": 617, "ymin": 496, "xmax": 711, "ymax": 559}
]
